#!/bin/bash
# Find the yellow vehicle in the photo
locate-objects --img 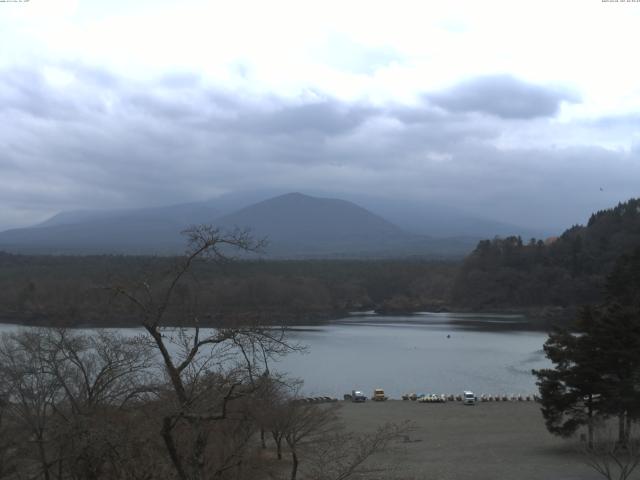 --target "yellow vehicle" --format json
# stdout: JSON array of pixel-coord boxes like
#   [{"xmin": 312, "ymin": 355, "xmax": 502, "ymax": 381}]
[{"xmin": 372, "ymin": 388, "xmax": 388, "ymax": 401}]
